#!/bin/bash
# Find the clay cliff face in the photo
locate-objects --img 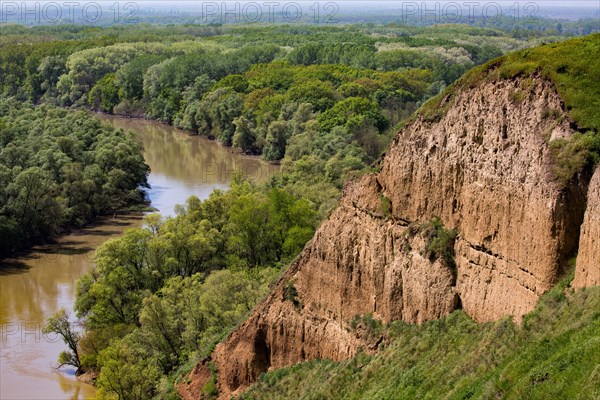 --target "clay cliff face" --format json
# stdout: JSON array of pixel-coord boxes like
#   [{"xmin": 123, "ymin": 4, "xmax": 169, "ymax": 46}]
[
  {"xmin": 179, "ymin": 75, "xmax": 597, "ymax": 400},
  {"xmin": 378, "ymin": 76, "xmax": 589, "ymax": 322},
  {"xmin": 574, "ymin": 168, "xmax": 600, "ymax": 288}
]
